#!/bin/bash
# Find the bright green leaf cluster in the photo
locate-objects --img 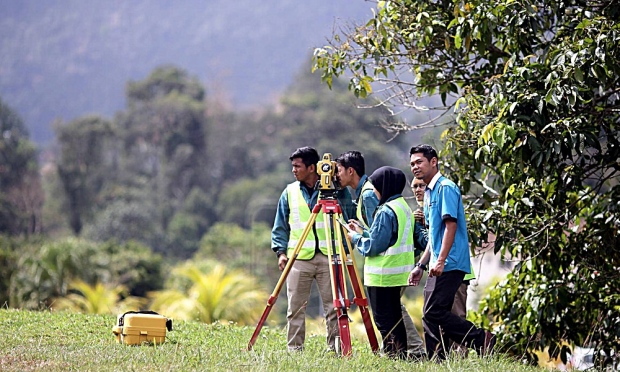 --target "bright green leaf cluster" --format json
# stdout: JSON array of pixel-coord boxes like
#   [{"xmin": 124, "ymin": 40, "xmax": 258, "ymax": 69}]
[{"xmin": 315, "ymin": 0, "xmax": 620, "ymax": 365}]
